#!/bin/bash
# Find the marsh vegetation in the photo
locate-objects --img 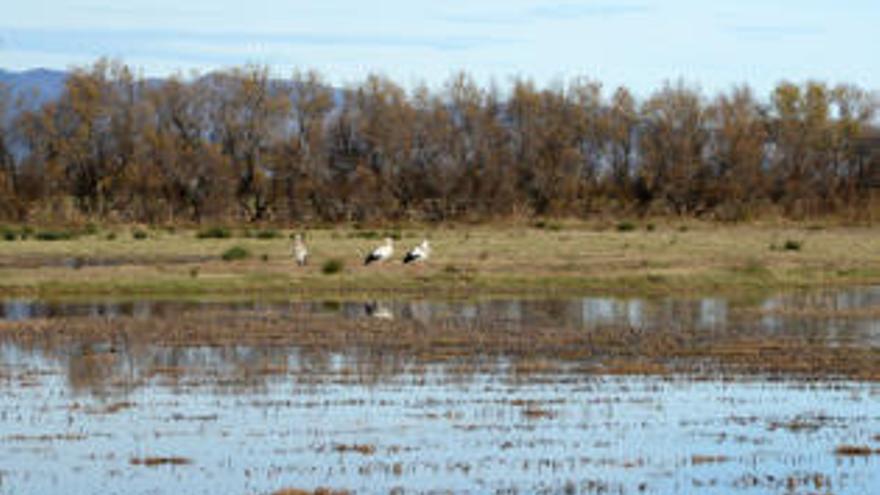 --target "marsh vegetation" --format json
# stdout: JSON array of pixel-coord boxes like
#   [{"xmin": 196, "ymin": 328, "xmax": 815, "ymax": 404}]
[{"xmin": 0, "ymin": 224, "xmax": 877, "ymax": 299}]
